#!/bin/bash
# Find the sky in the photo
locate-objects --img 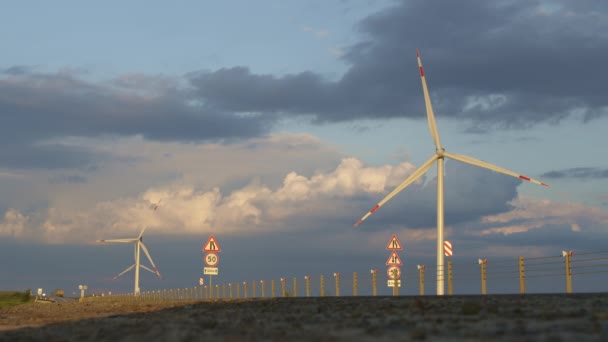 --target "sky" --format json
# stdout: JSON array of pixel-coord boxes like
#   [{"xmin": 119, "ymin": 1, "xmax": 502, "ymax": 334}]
[{"xmin": 1, "ymin": 0, "xmax": 608, "ymax": 297}]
